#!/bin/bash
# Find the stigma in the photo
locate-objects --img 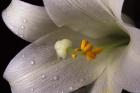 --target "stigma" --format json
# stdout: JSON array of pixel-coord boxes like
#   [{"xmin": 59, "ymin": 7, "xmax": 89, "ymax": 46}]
[{"xmin": 54, "ymin": 39, "xmax": 72, "ymax": 59}]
